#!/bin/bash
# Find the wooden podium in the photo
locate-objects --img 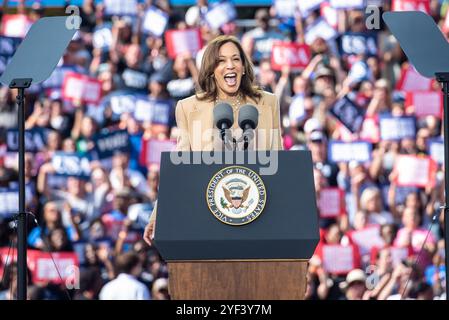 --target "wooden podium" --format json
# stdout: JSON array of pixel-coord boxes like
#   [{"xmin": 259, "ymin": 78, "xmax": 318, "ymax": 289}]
[
  {"xmin": 154, "ymin": 151, "xmax": 319, "ymax": 300},
  {"xmin": 168, "ymin": 261, "xmax": 308, "ymax": 300}
]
